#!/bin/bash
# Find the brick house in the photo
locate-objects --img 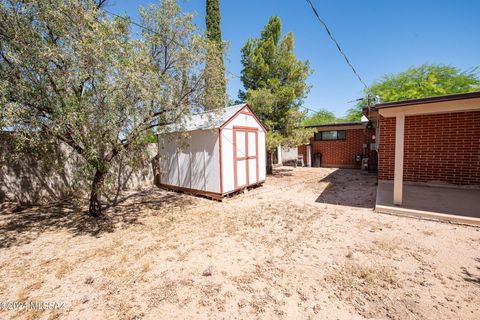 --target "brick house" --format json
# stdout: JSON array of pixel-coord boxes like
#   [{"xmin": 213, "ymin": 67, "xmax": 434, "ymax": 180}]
[
  {"xmin": 367, "ymin": 91, "xmax": 480, "ymax": 202},
  {"xmin": 366, "ymin": 91, "xmax": 480, "ymax": 223},
  {"xmin": 298, "ymin": 122, "xmax": 377, "ymax": 169}
]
